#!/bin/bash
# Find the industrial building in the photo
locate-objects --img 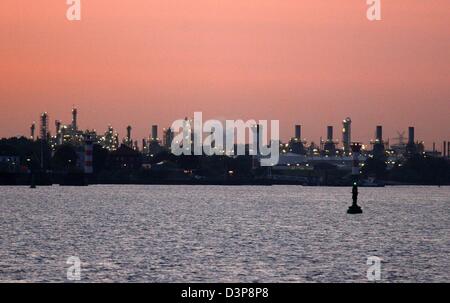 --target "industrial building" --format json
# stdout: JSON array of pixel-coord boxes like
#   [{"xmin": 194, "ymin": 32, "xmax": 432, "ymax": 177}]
[{"xmin": 26, "ymin": 108, "xmax": 447, "ymax": 172}]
